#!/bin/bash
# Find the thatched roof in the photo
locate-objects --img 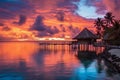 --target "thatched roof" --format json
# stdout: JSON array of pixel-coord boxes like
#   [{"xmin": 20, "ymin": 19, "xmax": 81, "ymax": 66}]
[{"xmin": 74, "ymin": 28, "xmax": 98, "ymax": 40}]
